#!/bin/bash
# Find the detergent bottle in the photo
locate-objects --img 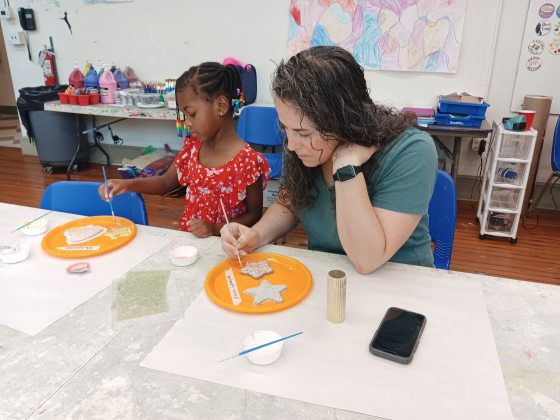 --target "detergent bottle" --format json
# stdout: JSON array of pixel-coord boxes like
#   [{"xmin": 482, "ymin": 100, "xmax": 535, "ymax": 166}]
[
  {"xmin": 99, "ymin": 69, "xmax": 117, "ymax": 104},
  {"xmin": 82, "ymin": 61, "xmax": 91, "ymax": 77},
  {"xmin": 84, "ymin": 66, "xmax": 99, "ymax": 93},
  {"xmin": 68, "ymin": 63, "xmax": 84, "ymax": 89},
  {"xmin": 97, "ymin": 62, "xmax": 106, "ymax": 78},
  {"xmin": 113, "ymin": 68, "xmax": 129, "ymax": 89}
]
